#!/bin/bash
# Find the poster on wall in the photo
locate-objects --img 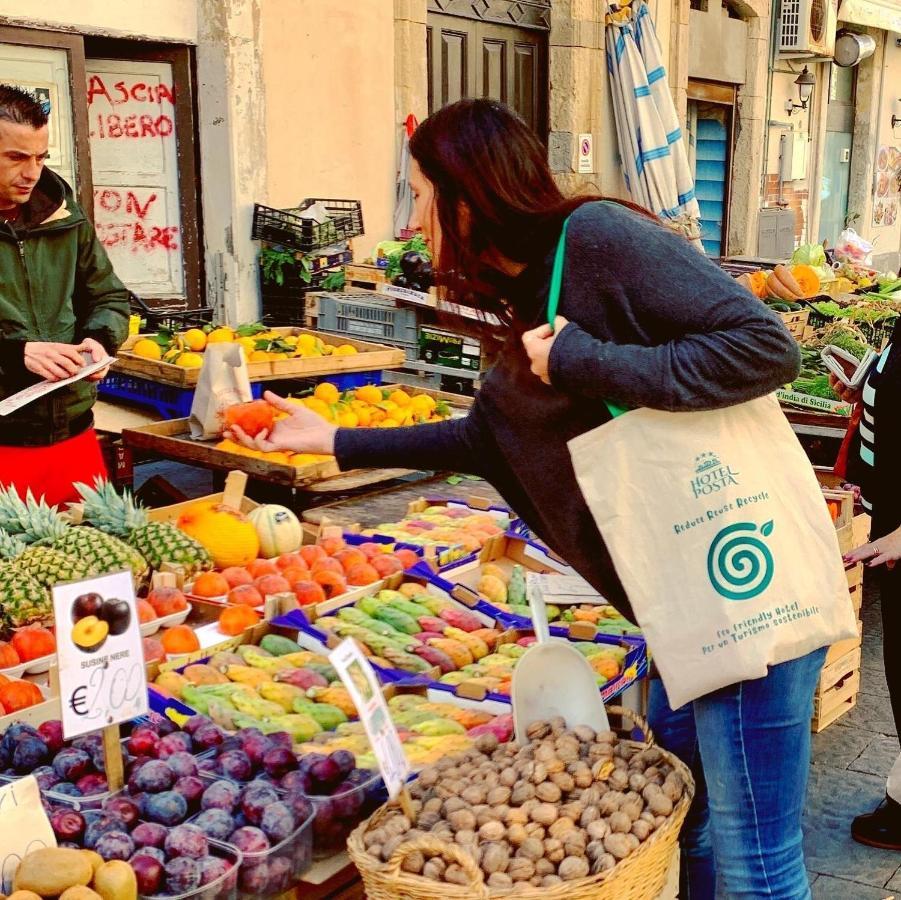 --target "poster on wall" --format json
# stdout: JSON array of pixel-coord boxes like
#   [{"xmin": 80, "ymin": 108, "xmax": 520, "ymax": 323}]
[{"xmin": 873, "ymin": 145, "xmax": 900, "ymax": 227}]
